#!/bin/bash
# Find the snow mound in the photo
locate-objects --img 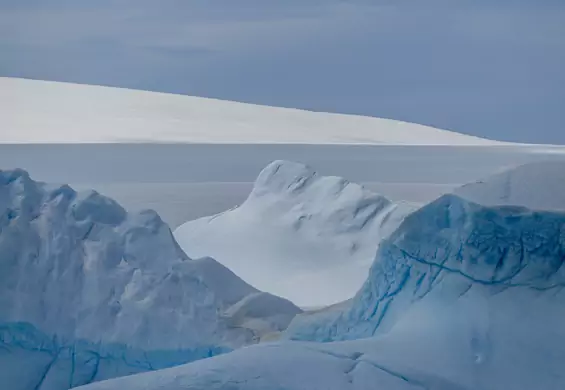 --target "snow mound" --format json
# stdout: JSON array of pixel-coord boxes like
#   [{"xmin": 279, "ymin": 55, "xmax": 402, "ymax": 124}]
[
  {"xmin": 454, "ymin": 160, "xmax": 565, "ymax": 210},
  {"xmin": 174, "ymin": 160, "xmax": 418, "ymax": 306},
  {"xmin": 0, "ymin": 169, "xmax": 301, "ymax": 390},
  {"xmin": 0, "ymin": 77, "xmax": 500, "ymax": 145},
  {"xmin": 78, "ymin": 194, "xmax": 565, "ymax": 390}
]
